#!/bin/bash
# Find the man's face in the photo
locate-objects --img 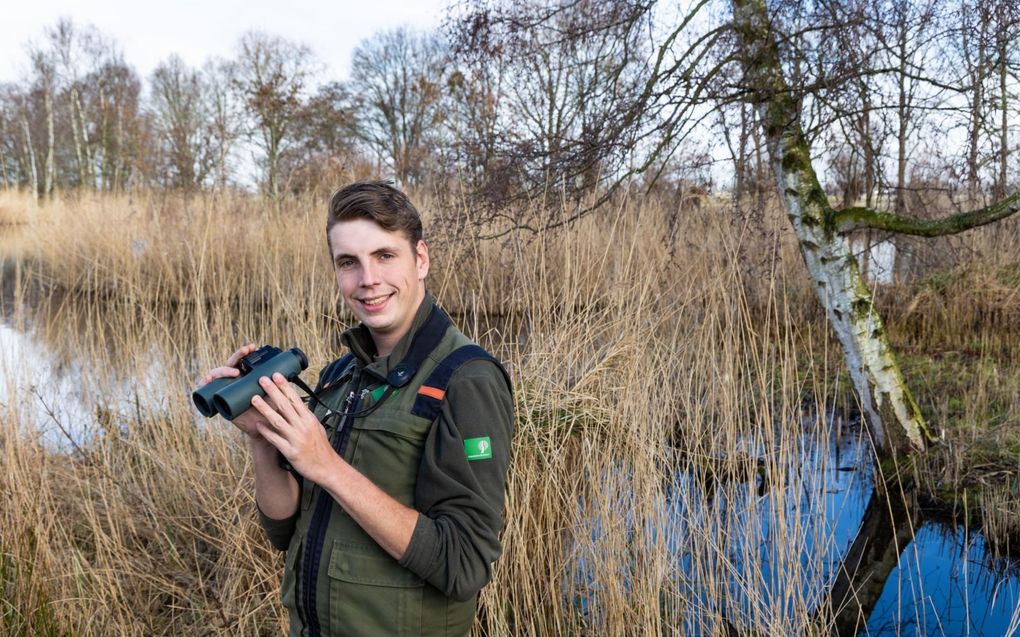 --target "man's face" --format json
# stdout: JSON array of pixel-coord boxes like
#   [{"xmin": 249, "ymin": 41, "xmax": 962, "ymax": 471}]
[{"xmin": 328, "ymin": 218, "xmax": 429, "ymax": 355}]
